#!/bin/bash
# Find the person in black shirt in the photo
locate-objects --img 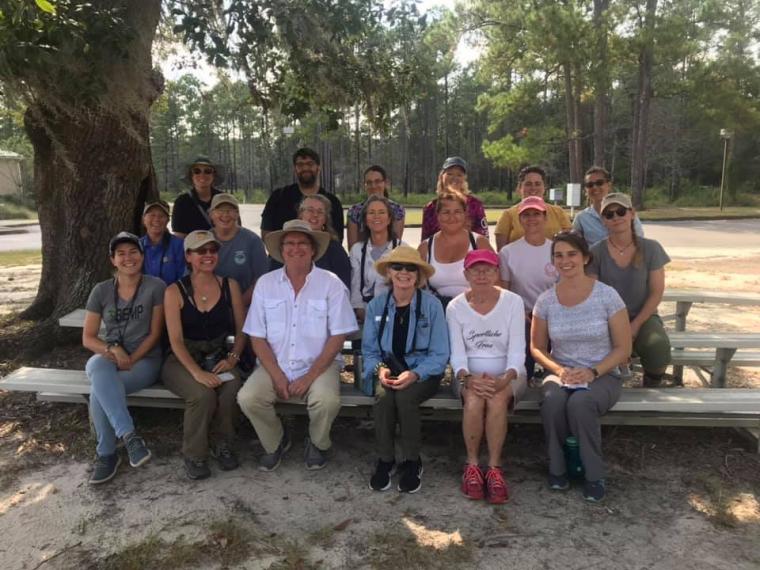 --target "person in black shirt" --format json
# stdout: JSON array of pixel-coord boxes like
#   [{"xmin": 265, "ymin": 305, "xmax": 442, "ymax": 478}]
[
  {"xmin": 261, "ymin": 147, "xmax": 344, "ymax": 242},
  {"xmin": 171, "ymin": 156, "xmax": 224, "ymax": 237}
]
